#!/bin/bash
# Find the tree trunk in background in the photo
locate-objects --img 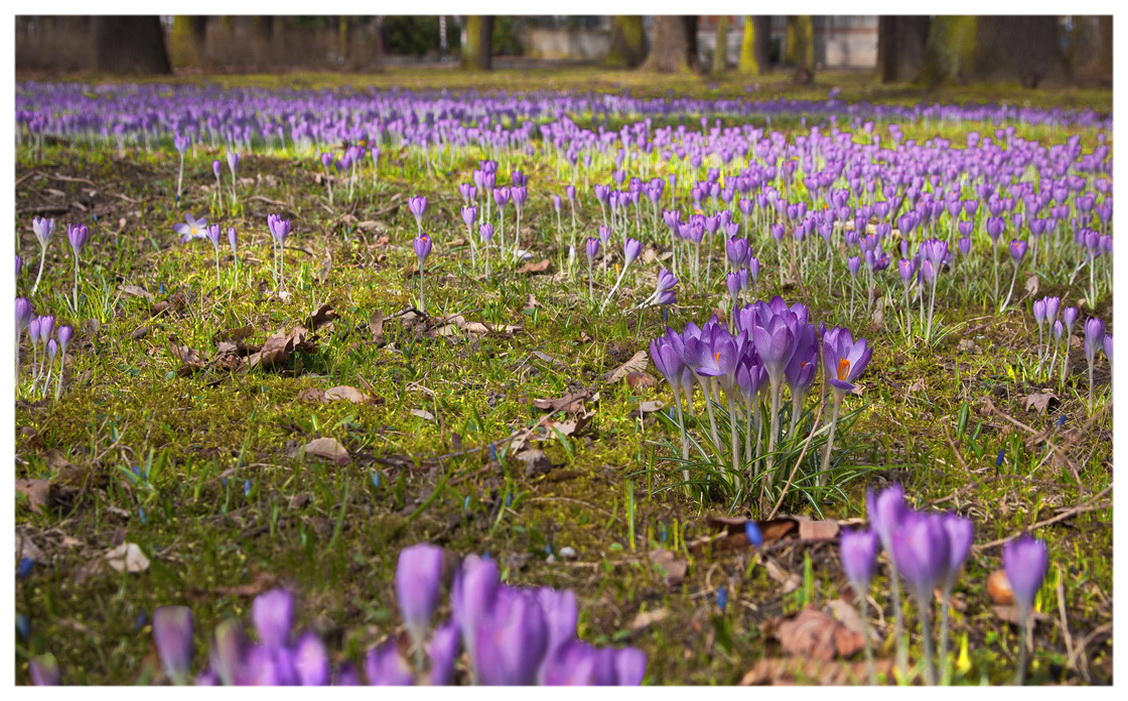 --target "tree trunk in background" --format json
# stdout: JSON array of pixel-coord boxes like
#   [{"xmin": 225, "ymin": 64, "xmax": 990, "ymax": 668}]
[
  {"xmin": 169, "ymin": 16, "xmax": 208, "ymax": 68},
  {"xmin": 737, "ymin": 16, "xmax": 771, "ymax": 75},
  {"xmin": 877, "ymin": 16, "xmax": 930, "ymax": 83},
  {"xmin": 1097, "ymin": 16, "xmax": 1112, "ymax": 84},
  {"xmin": 1066, "ymin": 15, "xmax": 1112, "ymax": 86},
  {"xmin": 336, "ymin": 16, "xmax": 350, "ymax": 67},
  {"xmin": 973, "ymin": 16, "xmax": 1070, "ymax": 88},
  {"xmin": 606, "ymin": 16, "xmax": 646, "ymax": 68},
  {"xmin": 712, "ymin": 16, "xmax": 730, "ymax": 73},
  {"xmin": 640, "ymin": 16, "xmax": 697, "ymax": 73},
  {"xmin": 461, "ymin": 16, "xmax": 493, "ymax": 69},
  {"xmin": 920, "ymin": 16, "xmax": 977, "ymax": 87},
  {"xmin": 785, "ymin": 16, "xmax": 815, "ymax": 85},
  {"xmin": 94, "ymin": 16, "xmax": 172, "ymax": 74}
]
